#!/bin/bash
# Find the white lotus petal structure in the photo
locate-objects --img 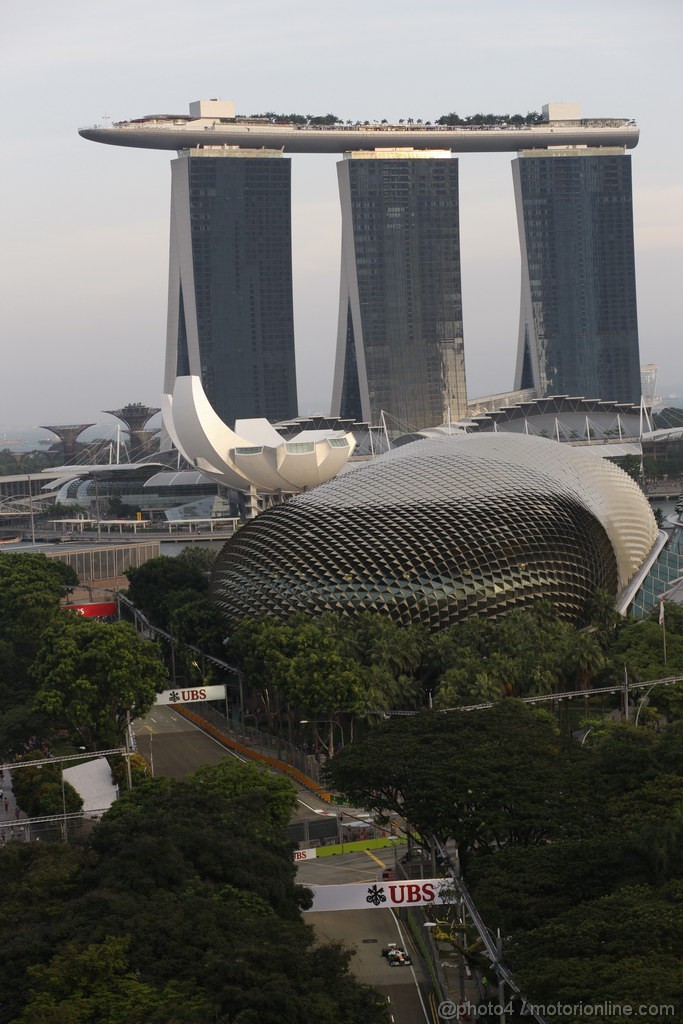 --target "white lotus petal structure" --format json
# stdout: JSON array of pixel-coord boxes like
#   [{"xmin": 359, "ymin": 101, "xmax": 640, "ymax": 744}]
[{"xmin": 162, "ymin": 375, "xmax": 356, "ymax": 493}]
